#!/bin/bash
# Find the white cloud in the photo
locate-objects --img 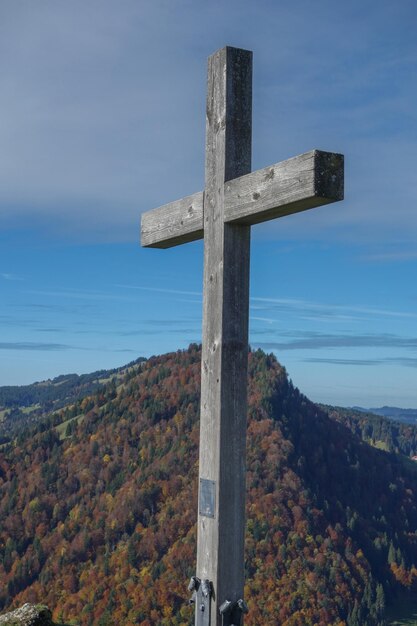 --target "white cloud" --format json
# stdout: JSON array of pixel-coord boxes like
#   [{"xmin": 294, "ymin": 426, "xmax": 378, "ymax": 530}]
[
  {"xmin": 254, "ymin": 332, "xmax": 417, "ymax": 351},
  {"xmin": 1, "ymin": 272, "xmax": 23, "ymax": 281},
  {"xmin": 0, "ymin": 0, "xmax": 415, "ymax": 244},
  {"xmin": 250, "ymin": 295, "xmax": 417, "ymax": 321}
]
